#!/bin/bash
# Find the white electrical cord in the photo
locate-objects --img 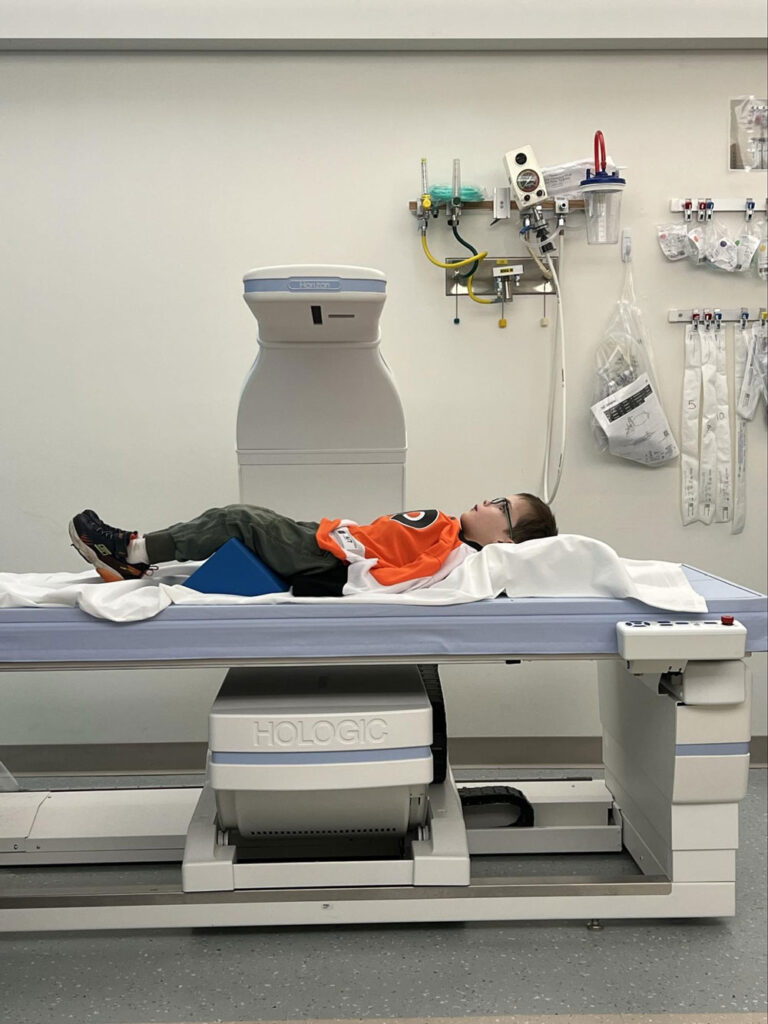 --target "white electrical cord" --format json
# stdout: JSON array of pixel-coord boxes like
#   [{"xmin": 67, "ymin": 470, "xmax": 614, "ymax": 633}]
[{"xmin": 541, "ymin": 240, "xmax": 566, "ymax": 505}]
